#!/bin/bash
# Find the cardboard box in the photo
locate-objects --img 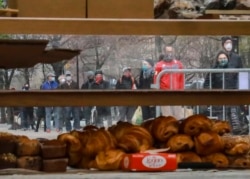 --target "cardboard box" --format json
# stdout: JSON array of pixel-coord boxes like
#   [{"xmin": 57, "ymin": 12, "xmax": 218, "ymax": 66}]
[
  {"xmin": 122, "ymin": 153, "xmax": 177, "ymax": 172},
  {"xmin": 16, "ymin": 0, "xmax": 86, "ymax": 18},
  {"xmin": 87, "ymin": 0, "xmax": 153, "ymax": 19}
]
